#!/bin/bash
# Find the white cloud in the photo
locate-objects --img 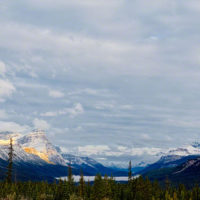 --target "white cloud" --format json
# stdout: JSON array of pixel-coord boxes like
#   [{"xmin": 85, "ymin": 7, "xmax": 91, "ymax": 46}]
[
  {"xmin": 74, "ymin": 126, "xmax": 83, "ymax": 132},
  {"xmin": 141, "ymin": 134, "xmax": 151, "ymax": 140},
  {"xmin": 0, "ymin": 110, "xmax": 8, "ymax": 119},
  {"xmin": 0, "ymin": 121, "xmax": 30, "ymax": 133},
  {"xmin": 49, "ymin": 90, "xmax": 64, "ymax": 98},
  {"xmin": 78, "ymin": 145, "xmax": 110, "ymax": 156},
  {"xmin": 0, "ymin": 22, "xmax": 161, "ymax": 78},
  {"xmin": 1, "ymin": 0, "xmax": 200, "ymax": 167},
  {"xmin": 68, "ymin": 103, "xmax": 84, "ymax": 118},
  {"xmin": 60, "ymin": 146, "xmax": 70, "ymax": 153},
  {"xmin": 130, "ymin": 147, "xmax": 161, "ymax": 156},
  {"xmin": 41, "ymin": 103, "xmax": 84, "ymax": 118},
  {"xmin": 33, "ymin": 118, "xmax": 50, "ymax": 130},
  {"xmin": 41, "ymin": 111, "xmax": 58, "ymax": 117},
  {"xmin": 29, "ymin": 0, "xmax": 122, "ymax": 7},
  {"xmin": 68, "ymin": 88, "xmax": 113, "ymax": 98},
  {"xmin": 0, "ymin": 79, "xmax": 15, "ymax": 102},
  {"xmin": 29, "ymin": 71, "xmax": 38, "ymax": 78},
  {"xmin": 120, "ymin": 105, "xmax": 134, "ymax": 110},
  {"xmin": 76, "ymin": 145, "xmax": 161, "ymax": 157},
  {"xmin": 95, "ymin": 102, "xmax": 115, "ymax": 110},
  {"xmin": 117, "ymin": 146, "xmax": 128, "ymax": 152},
  {"xmin": 0, "ymin": 61, "xmax": 6, "ymax": 76},
  {"xmin": 68, "ymin": 88, "xmax": 98, "ymax": 96},
  {"xmin": 164, "ymin": 119, "xmax": 200, "ymax": 129}
]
